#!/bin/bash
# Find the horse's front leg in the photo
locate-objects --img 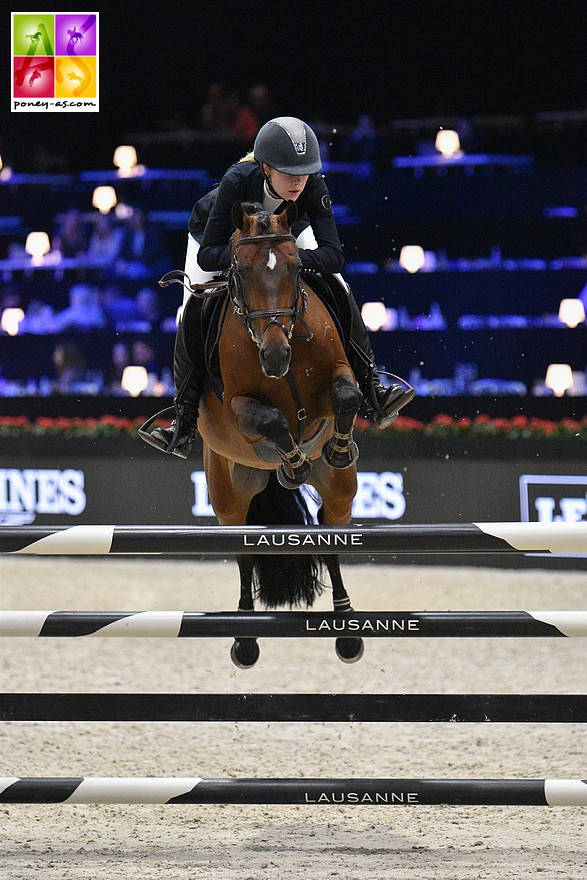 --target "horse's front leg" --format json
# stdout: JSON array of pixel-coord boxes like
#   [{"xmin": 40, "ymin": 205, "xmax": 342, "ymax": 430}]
[
  {"xmin": 231, "ymin": 394, "xmax": 311, "ymax": 489},
  {"xmin": 203, "ymin": 447, "xmax": 268, "ymax": 669},
  {"xmin": 321, "ymin": 373, "xmax": 362, "ymax": 470}
]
